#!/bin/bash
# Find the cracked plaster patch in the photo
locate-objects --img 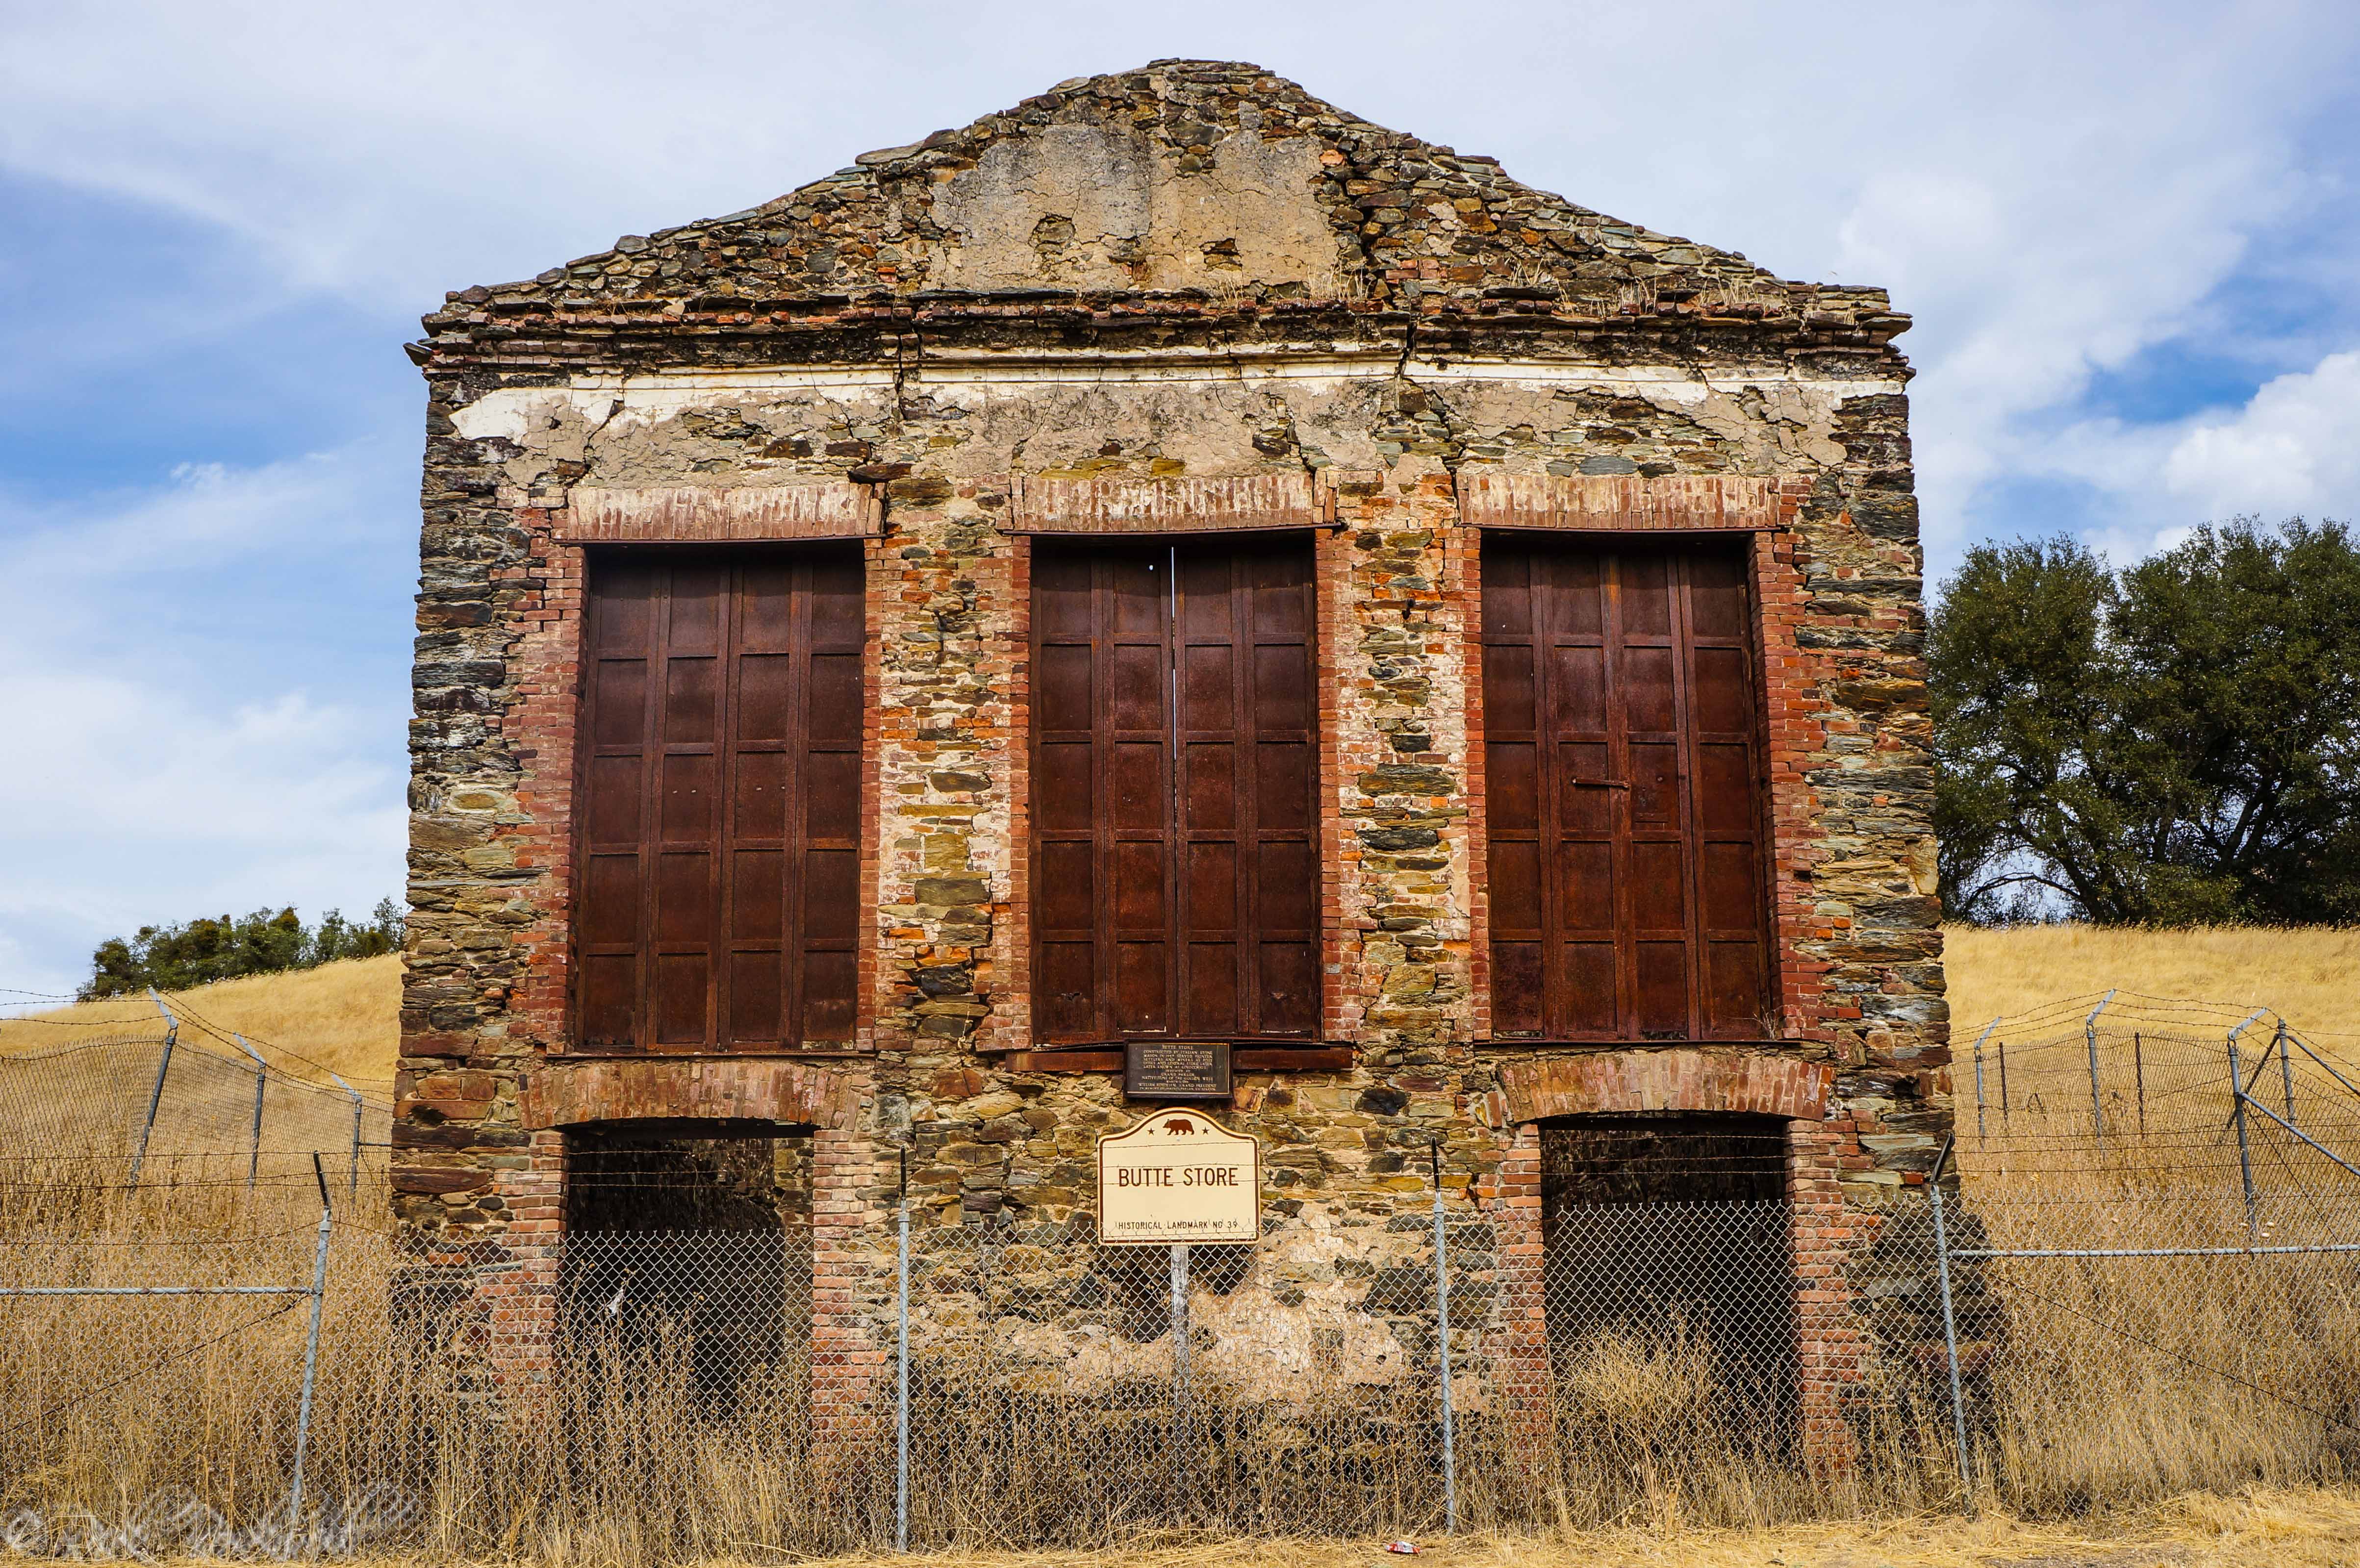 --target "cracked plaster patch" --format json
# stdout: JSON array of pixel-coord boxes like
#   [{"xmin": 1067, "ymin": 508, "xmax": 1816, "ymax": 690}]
[{"xmin": 927, "ymin": 123, "xmax": 1343, "ymax": 294}]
